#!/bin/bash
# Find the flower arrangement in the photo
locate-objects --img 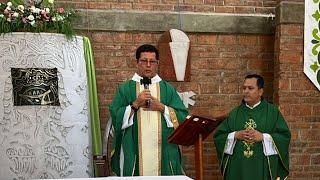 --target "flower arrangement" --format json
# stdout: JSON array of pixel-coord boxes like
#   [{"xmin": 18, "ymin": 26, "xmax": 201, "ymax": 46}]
[{"xmin": 0, "ymin": 0, "xmax": 77, "ymax": 38}]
